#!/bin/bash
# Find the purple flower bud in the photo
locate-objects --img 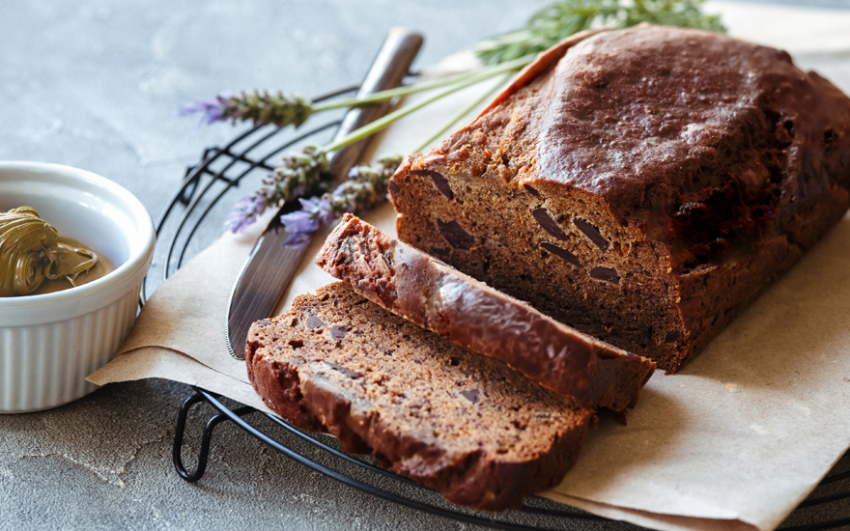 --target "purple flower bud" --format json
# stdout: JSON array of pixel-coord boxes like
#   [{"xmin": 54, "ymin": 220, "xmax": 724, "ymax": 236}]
[
  {"xmin": 175, "ymin": 93, "xmax": 231, "ymax": 129},
  {"xmin": 224, "ymin": 194, "xmax": 266, "ymax": 233},
  {"xmin": 282, "ymin": 232, "xmax": 313, "ymax": 250},
  {"xmin": 280, "ymin": 206, "xmax": 319, "ymax": 235}
]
